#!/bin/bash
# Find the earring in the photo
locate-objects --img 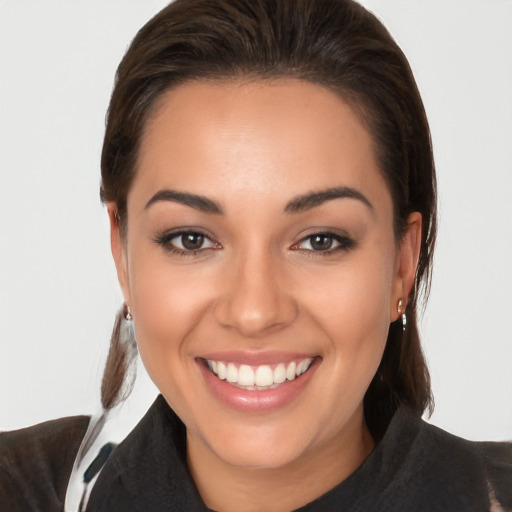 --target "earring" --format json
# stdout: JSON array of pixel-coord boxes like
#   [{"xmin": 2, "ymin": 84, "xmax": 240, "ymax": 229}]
[
  {"xmin": 397, "ymin": 299, "xmax": 407, "ymax": 332},
  {"xmin": 121, "ymin": 302, "xmax": 137, "ymax": 356},
  {"xmin": 121, "ymin": 303, "xmax": 136, "ymax": 353},
  {"xmin": 119, "ymin": 302, "xmax": 138, "ymax": 389},
  {"xmin": 123, "ymin": 303, "xmax": 133, "ymax": 321}
]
